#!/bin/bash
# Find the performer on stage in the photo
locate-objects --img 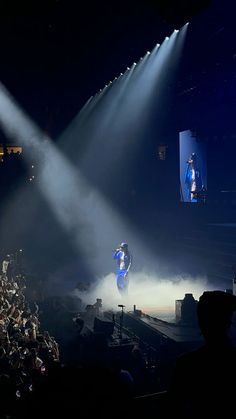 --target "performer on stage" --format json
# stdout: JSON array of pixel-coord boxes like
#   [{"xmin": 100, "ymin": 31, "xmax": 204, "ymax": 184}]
[
  {"xmin": 184, "ymin": 152, "xmax": 202, "ymax": 202},
  {"xmin": 113, "ymin": 242, "xmax": 132, "ymax": 296}
]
